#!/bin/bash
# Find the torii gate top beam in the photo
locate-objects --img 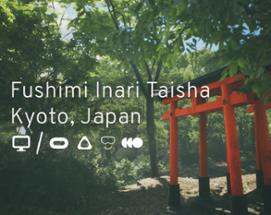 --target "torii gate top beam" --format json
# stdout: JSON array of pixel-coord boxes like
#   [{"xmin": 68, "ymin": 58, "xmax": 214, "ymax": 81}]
[{"xmin": 161, "ymin": 68, "xmax": 271, "ymax": 120}]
